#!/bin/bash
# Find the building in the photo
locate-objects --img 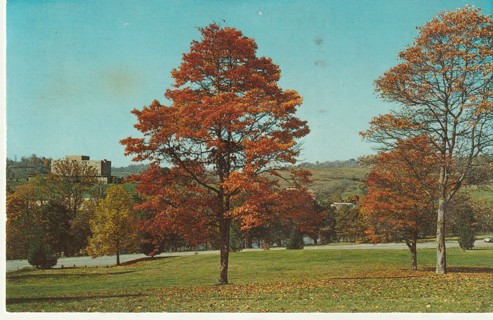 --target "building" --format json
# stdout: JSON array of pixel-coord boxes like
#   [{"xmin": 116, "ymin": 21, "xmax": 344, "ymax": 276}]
[
  {"xmin": 330, "ymin": 202, "xmax": 356, "ymax": 211},
  {"xmin": 51, "ymin": 155, "xmax": 113, "ymax": 183}
]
